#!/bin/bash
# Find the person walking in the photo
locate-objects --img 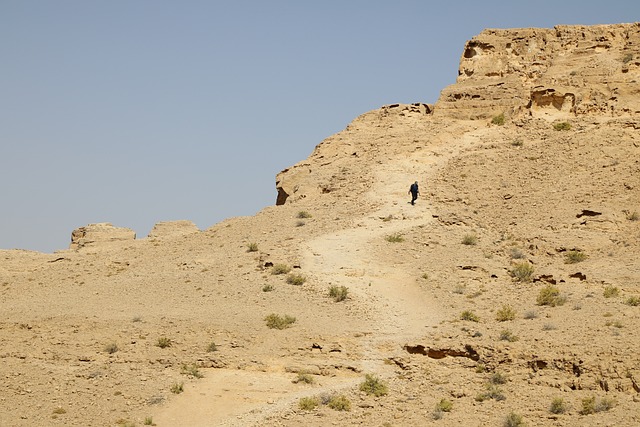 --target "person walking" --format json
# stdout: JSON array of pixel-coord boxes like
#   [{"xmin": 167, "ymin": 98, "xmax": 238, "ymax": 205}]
[{"xmin": 408, "ymin": 181, "xmax": 419, "ymax": 205}]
